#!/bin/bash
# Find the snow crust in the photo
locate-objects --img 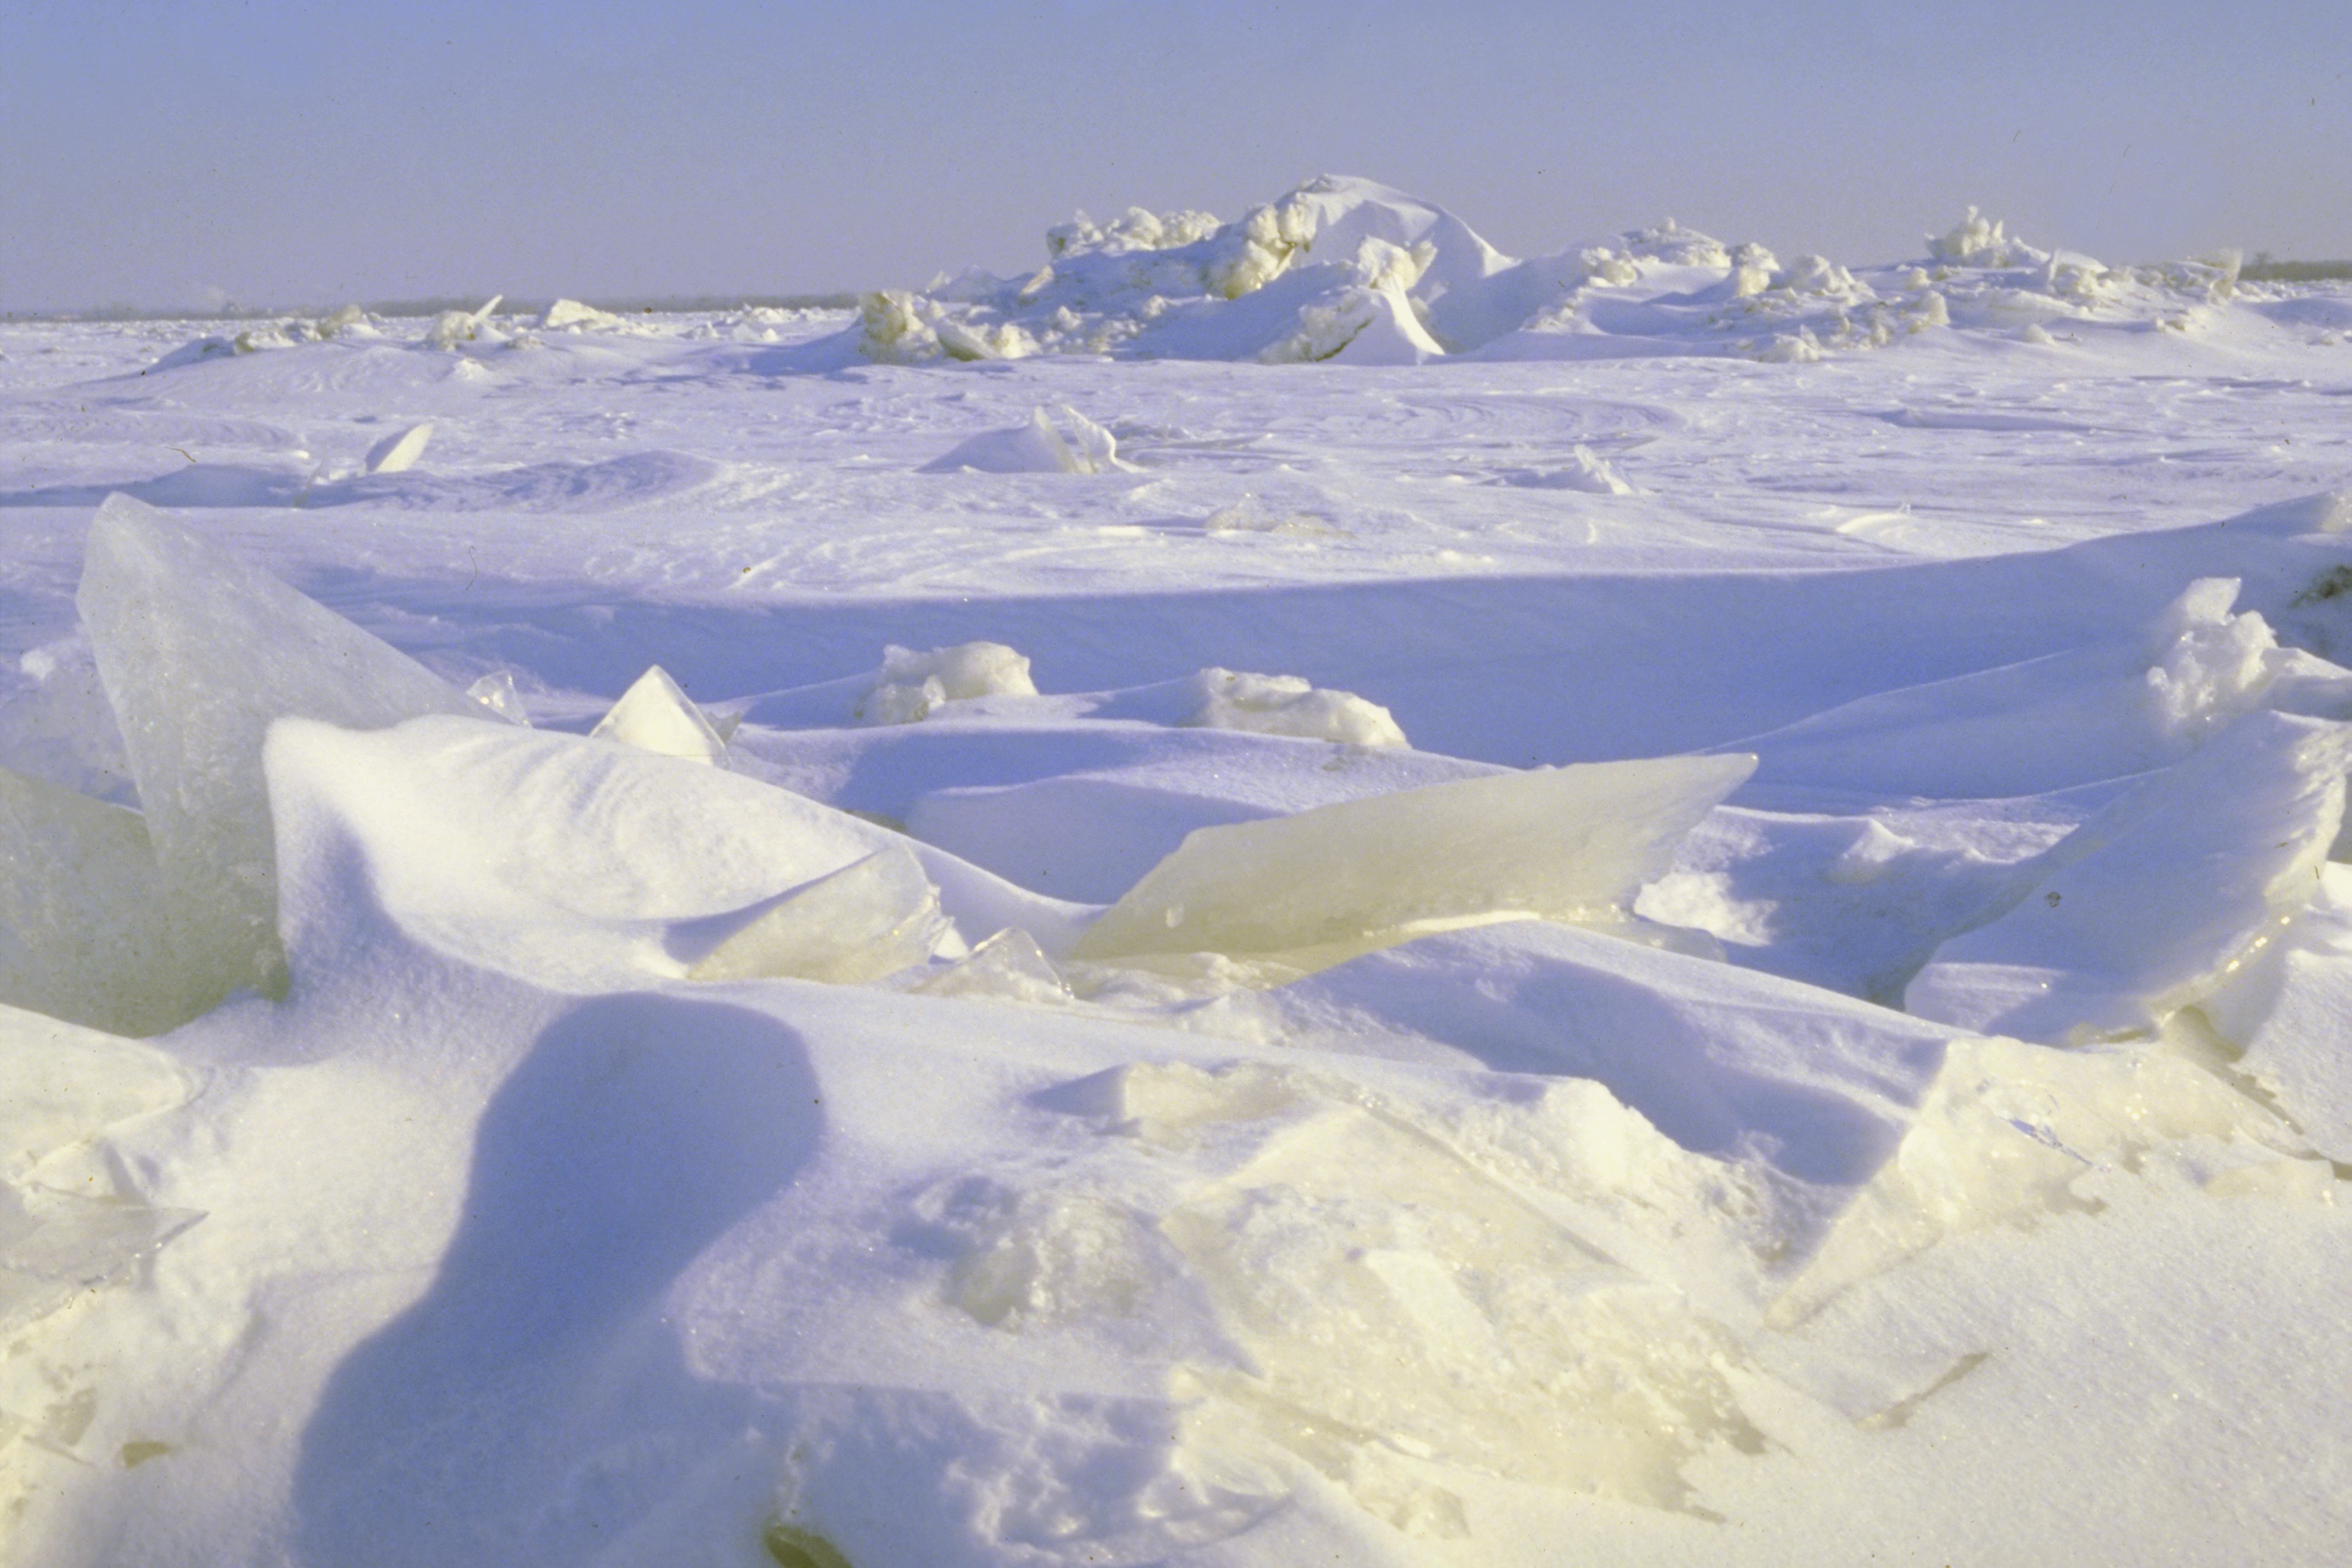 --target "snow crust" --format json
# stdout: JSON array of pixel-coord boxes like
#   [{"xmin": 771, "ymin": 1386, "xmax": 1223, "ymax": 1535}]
[{"xmin": 7, "ymin": 176, "xmax": 2352, "ymax": 1567}]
